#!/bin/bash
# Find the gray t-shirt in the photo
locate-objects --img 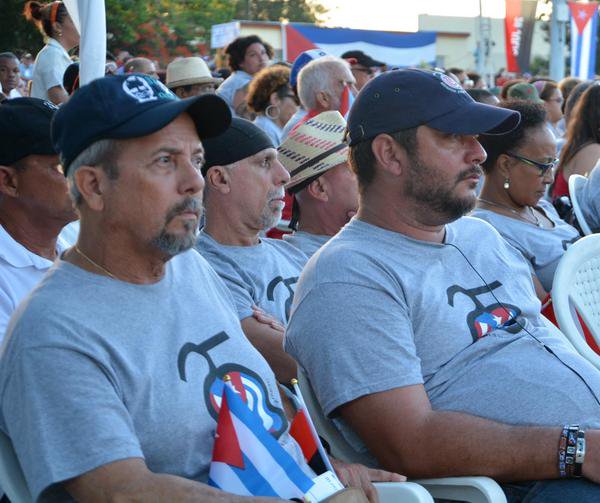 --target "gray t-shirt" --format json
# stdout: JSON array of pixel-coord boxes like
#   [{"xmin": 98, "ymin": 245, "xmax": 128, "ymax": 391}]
[
  {"xmin": 196, "ymin": 231, "xmax": 308, "ymax": 324},
  {"xmin": 283, "ymin": 231, "xmax": 330, "ymax": 259},
  {"xmin": 578, "ymin": 165, "xmax": 600, "ymax": 232},
  {"xmin": 0, "ymin": 250, "xmax": 306, "ymax": 502},
  {"xmin": 285, "ymin": 217, "xmax": 600, "ymax": 457},
  {"xmin": 471, "ymin": 199, "xmax": 580, "ymax": 291}
]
